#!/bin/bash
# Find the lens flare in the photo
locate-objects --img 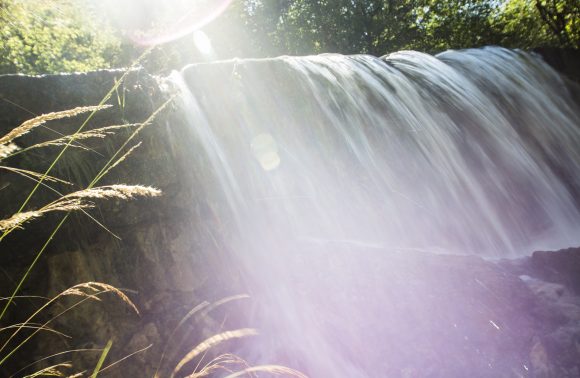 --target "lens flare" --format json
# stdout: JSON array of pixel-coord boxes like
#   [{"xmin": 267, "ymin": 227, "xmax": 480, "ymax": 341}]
[
  {"xmin": 99, "ymin": 0, "xmax": 233, "ymax": 46},
  {"xmin": 251, "ymin": 133, "xmax": 281, "ymax": 171},
  {"xmin": 193, "ymin": 30, "xmax": 213, "ymax": 56}
]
